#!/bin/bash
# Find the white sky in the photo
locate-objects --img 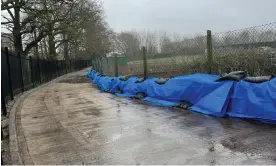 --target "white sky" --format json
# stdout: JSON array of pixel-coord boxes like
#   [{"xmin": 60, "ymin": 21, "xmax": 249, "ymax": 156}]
[
  {"xmin": 102, "ymin": 0, "xmax": 276, "ymax": 36},
  {"xmin": 2, "ymin": 0, "xmax": 276, "ymax": 36}
]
